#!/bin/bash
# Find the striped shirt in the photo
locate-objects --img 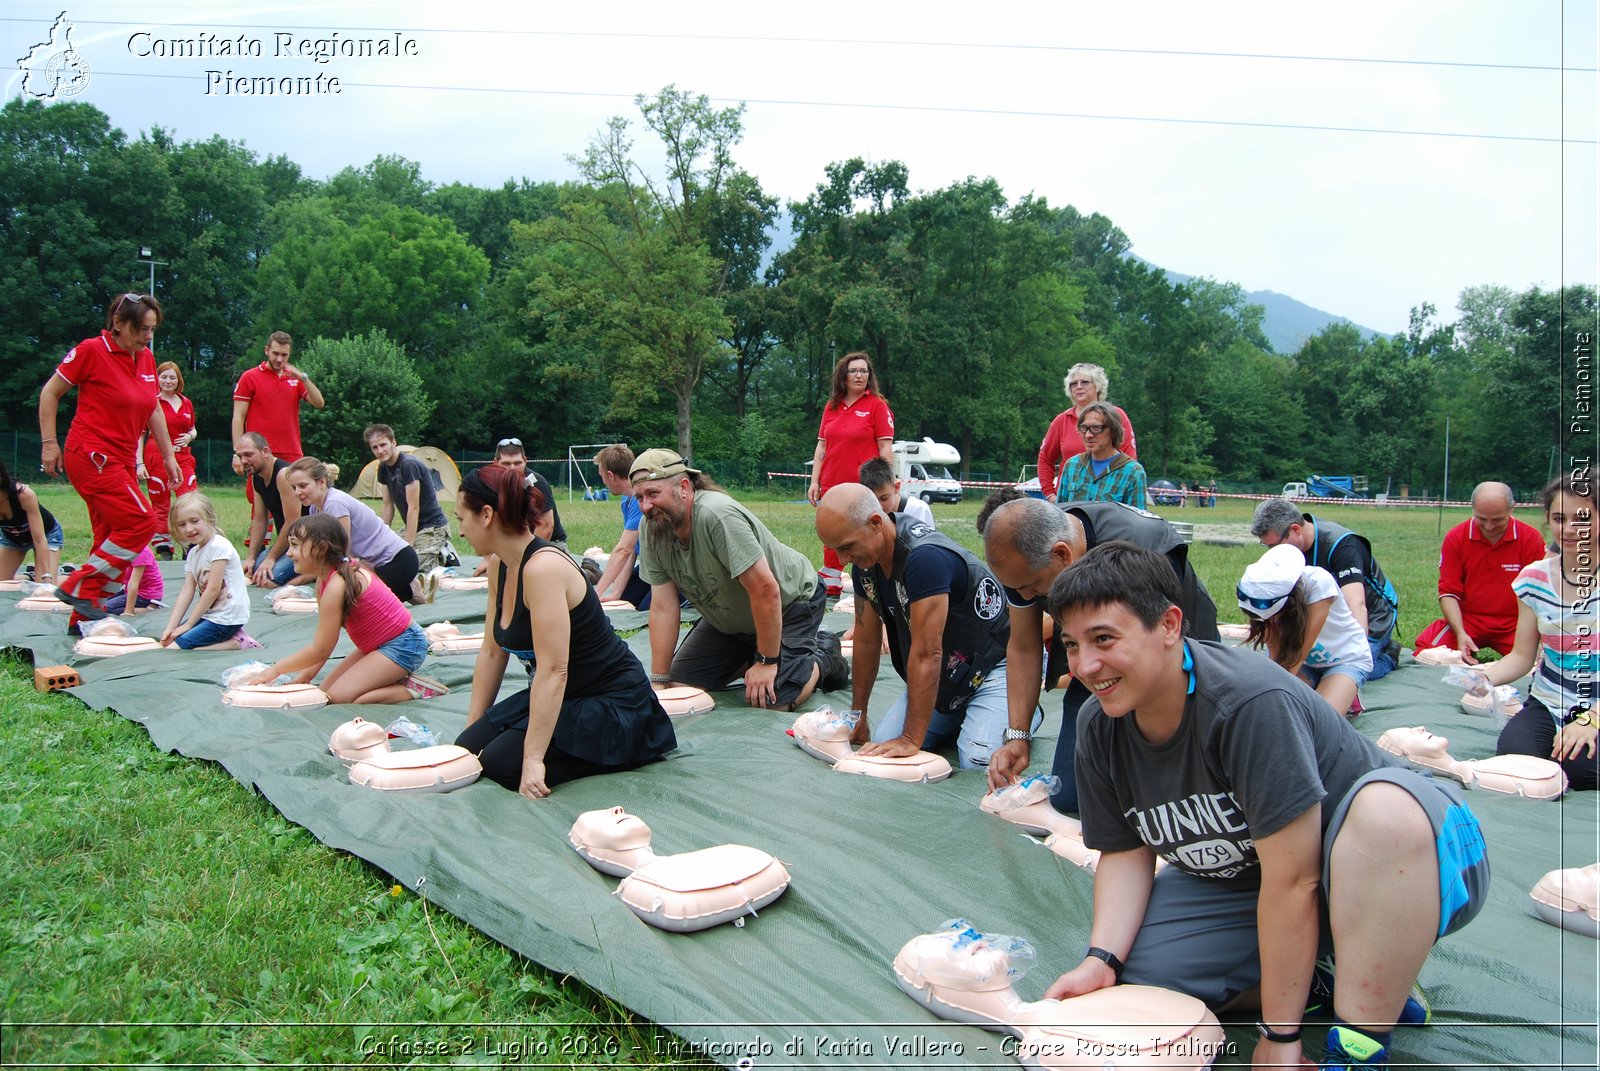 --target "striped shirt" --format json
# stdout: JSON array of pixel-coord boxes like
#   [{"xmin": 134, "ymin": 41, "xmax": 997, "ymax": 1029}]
[{"xmin": 1513, "ymin": 557, "xmax": 1598, "ymax": 716}]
